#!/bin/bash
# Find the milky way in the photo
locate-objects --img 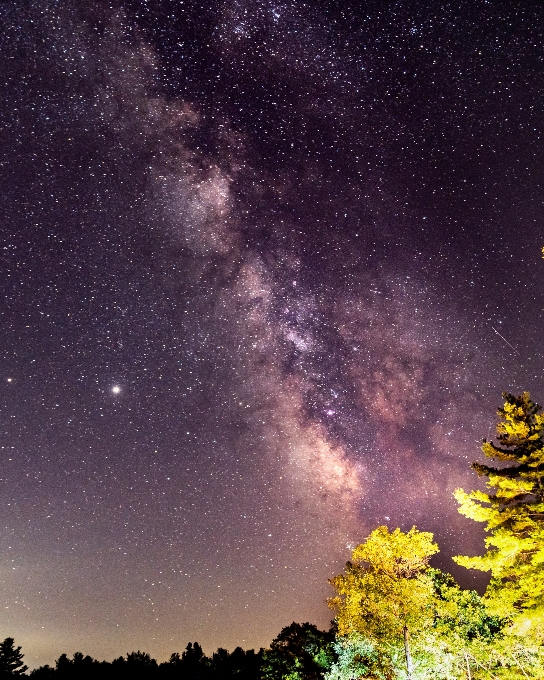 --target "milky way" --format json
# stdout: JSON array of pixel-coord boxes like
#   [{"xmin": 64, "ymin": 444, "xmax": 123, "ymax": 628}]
[{"xmin": 1, "ymin": 0, "xmax": 544, "ymax": 669}]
